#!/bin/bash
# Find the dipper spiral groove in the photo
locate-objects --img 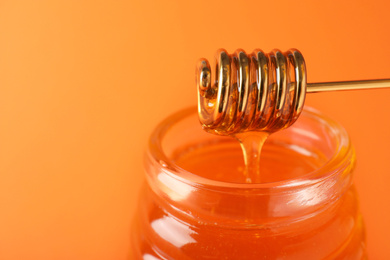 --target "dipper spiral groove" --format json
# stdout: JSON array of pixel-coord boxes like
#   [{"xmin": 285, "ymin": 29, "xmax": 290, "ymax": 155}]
[{"xmin": 197, "ymin": 49, "xmax": 306, "ymax": 135}]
